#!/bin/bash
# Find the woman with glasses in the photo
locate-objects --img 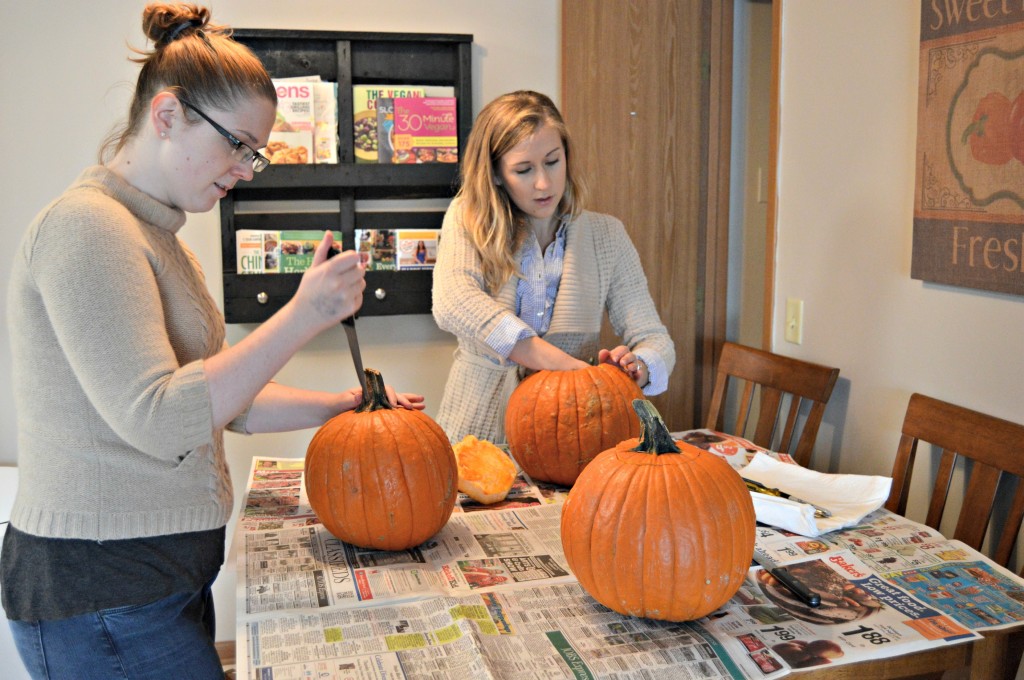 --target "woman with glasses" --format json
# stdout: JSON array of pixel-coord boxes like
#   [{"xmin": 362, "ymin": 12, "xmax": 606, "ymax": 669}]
[{"xmin": 2, "ymin": 4, "xmax": 421, "ymax": 678}]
